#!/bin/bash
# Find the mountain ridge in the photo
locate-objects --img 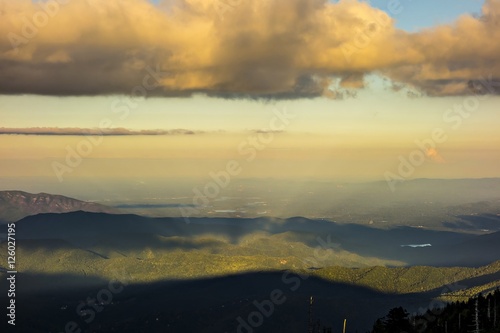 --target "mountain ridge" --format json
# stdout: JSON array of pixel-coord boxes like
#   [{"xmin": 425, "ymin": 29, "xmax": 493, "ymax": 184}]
[{"xmin": 0, "ymin": 190, "xmax": 119, "ymax": 222}]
